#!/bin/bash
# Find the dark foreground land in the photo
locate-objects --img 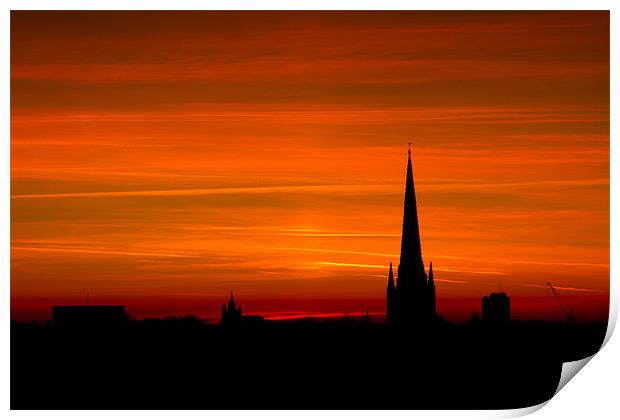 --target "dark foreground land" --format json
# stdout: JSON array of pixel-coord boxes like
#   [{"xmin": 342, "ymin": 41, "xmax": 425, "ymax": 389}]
[{"xmin": 11, "ymin": 317, "xmax": 606, "ymax": 409}]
